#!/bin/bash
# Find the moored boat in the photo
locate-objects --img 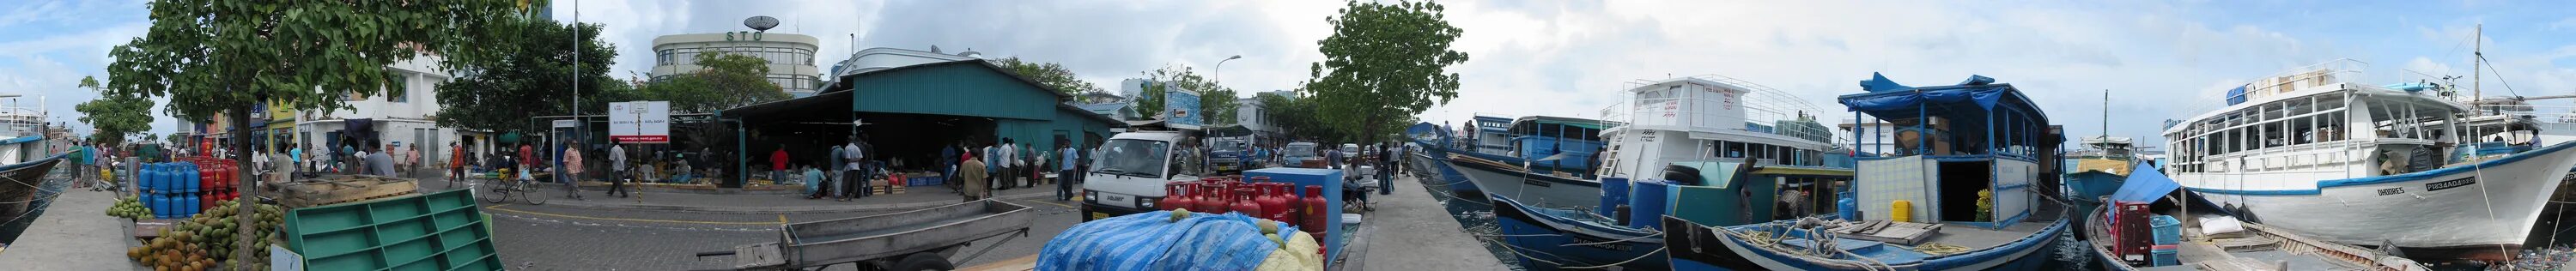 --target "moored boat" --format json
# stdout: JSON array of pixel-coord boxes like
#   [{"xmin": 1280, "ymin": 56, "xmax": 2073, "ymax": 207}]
[
  {"xmin": 2161, "ymin": 59, "xmax": 2576, "ymax": 262},
  {"xmin": 1661, "ymin": 73, "xmax": 2070, "ymax": 271}
]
